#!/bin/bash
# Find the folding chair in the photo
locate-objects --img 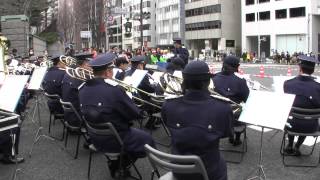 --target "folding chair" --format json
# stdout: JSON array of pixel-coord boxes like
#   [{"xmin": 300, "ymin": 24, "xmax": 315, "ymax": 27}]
[
  {"xmin": 44, "ymin": 92, "xmax": 65, "ymax": 141},
  {"xmin": 220, "ymin": 104, "xmax": 248, "ymax": 164},
  {"xmin": 60, "ymin": 99, "xmax": 89, "ymax": 159},
  {"xmin": 144, "ymin": 144, "xmax": 209, "ymax": 180},
  {"xmin": 85, "ymin": 122, "xmax": 142, "ymax": 180},
  {"xmin": 150, "ymin": 112, "xmax": 171, "ymax": 148},
  {"xmin": 280, "ymin": 107, "xmax": 320, "ymax": 167},
  {"xmin": 220, "ymin": 124, "xmax": 247, "ymax": 164}
]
